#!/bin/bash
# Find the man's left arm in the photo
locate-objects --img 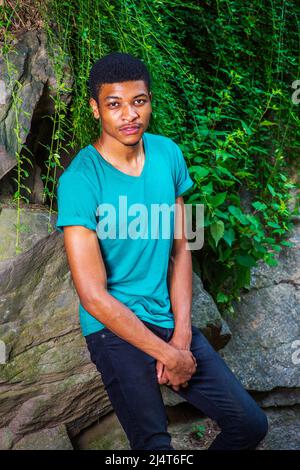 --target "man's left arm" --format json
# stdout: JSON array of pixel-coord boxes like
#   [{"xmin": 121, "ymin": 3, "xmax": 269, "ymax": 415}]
[
  {"xmin": 156, "ymin": 196, "xmax": 194, "ymax": 389},
  {"xmin": 167, "ymin": 195, "xmax": 193, "ymax": 348}
]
